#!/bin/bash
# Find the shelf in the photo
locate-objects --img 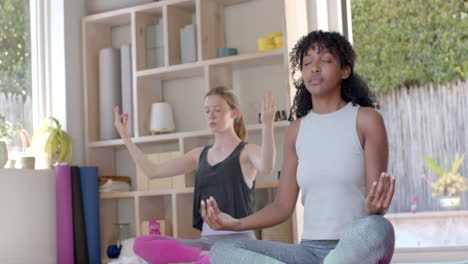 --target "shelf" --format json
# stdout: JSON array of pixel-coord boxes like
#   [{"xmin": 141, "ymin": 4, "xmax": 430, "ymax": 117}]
[
  {"xmin": 83, "ymin": 10, "xmax": 132, "ymax": 26},
  {"xmin": 100, "ymin": 182, "xmax": 279, "ymax": 200},
  {"xmin": 219, "ymin": 0, "xmax": 254, "ymax": 5},
  {"xmin": 89, "ymin": 120, "xmax": 289, "ymax": 148},
  {"xmin": 136, "ymin": 49, "xmax": 284, "ymax": 80},
  {"xmin": 209, "ymin": 49, "xmax": 284, "ymax": 70},
  {"xmin": 84, "ymin": 1, "xmax": 164, "ymax": 24},
  {"xmin": 138, "ymin": 188, "xmax": 185, "ymax": 197},
  {"xmin": 100, "ymin": 191, "xmax": 135, "ymax": 199},
  {"xmin": 137, "ymin": 61, "xmax": 204, "ymax": 80}
]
